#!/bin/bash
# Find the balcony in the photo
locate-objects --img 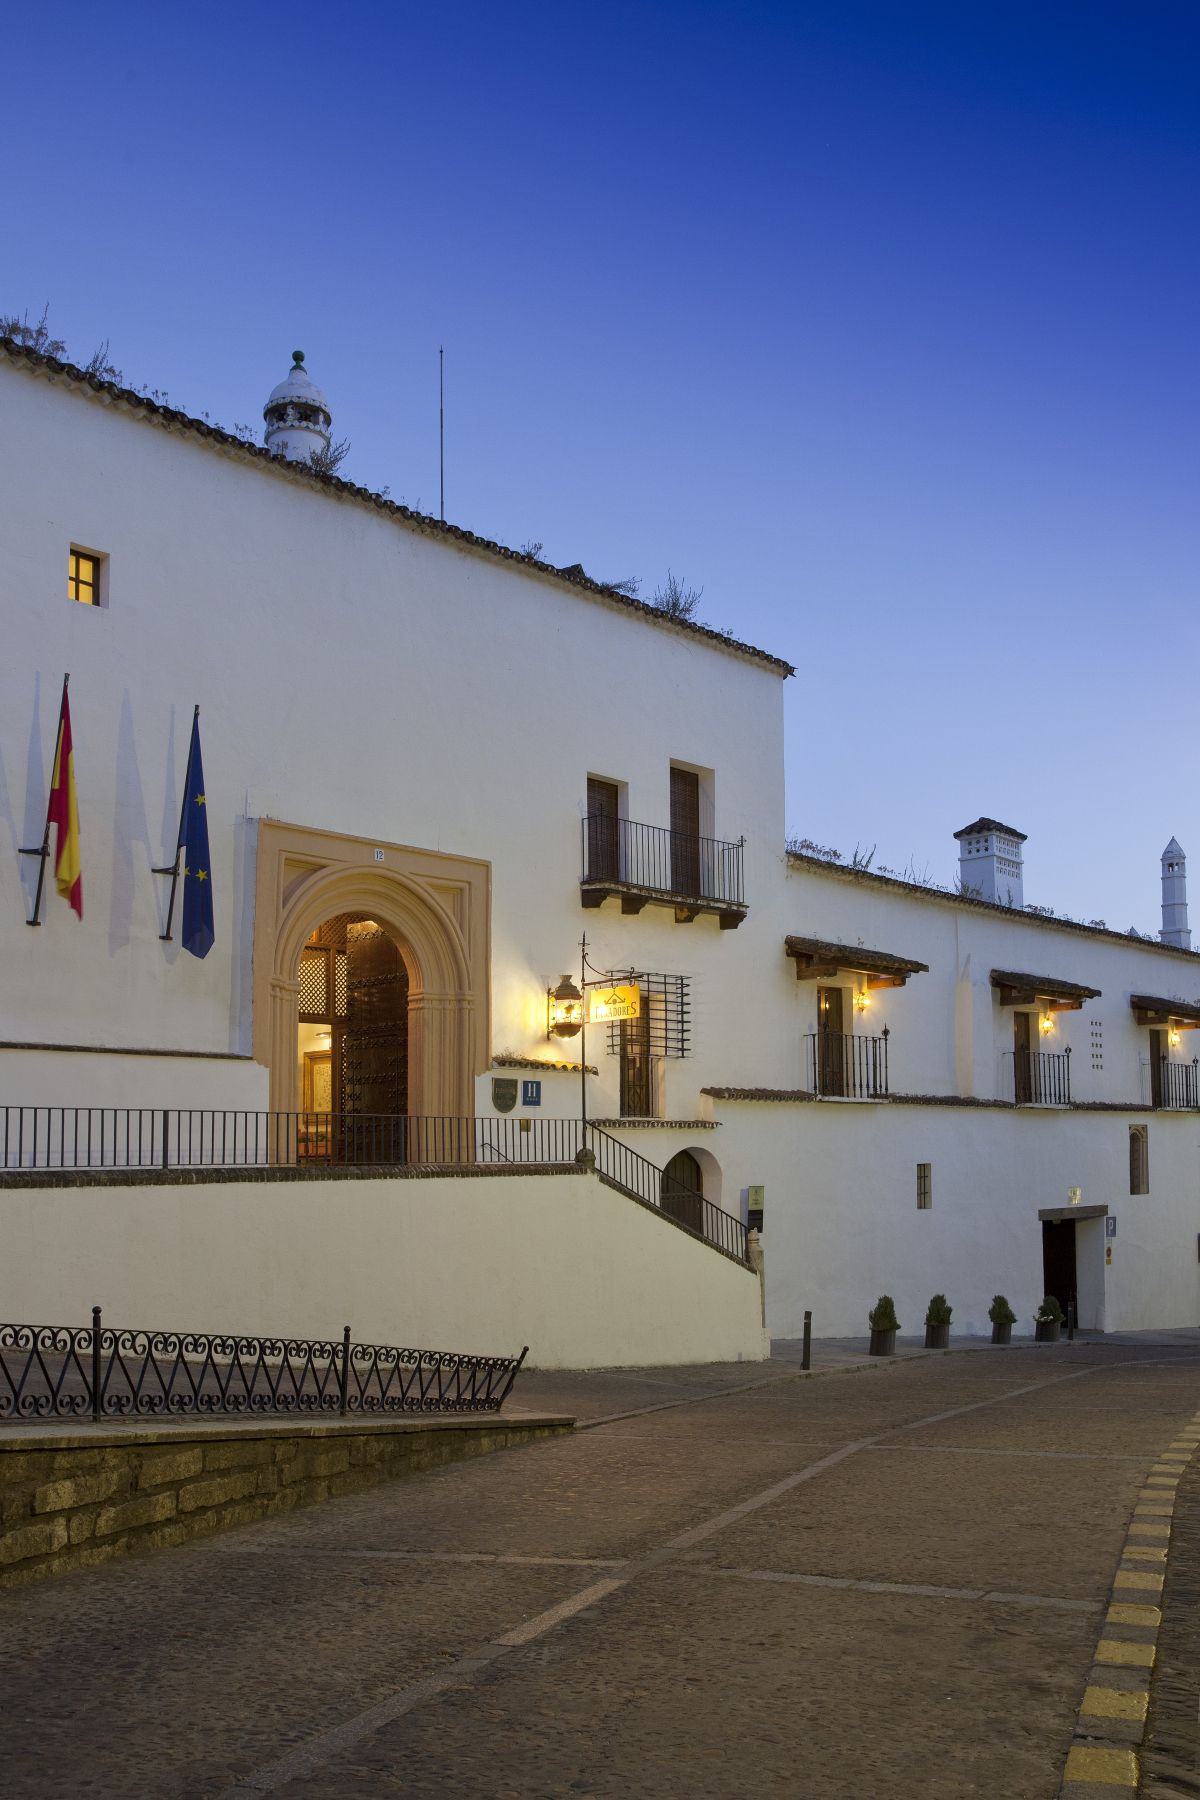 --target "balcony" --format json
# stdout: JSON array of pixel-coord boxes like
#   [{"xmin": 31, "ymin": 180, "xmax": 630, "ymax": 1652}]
[
  {"xmin": 804, "ymin": 1028, "xmax": 890, "ymax": 1099},
  {"xmin": 1150, "ymin": 1057, "xmax": 1200, "ymax": 1111},
  {"xmin": 580, "ymin": 814, "xmax": 747, "ymax": 927},
  {"xmin": 1004, "ymin": 1048, "xmax": 1072, "ymax": 1106}
]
